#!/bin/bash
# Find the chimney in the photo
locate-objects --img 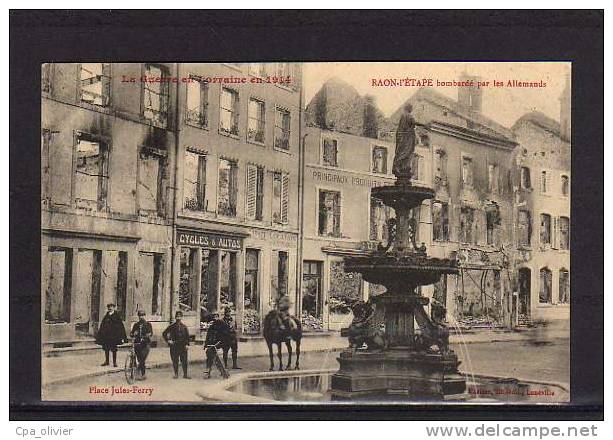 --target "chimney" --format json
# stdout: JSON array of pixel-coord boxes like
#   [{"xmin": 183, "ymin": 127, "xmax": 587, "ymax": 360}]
[
  {"xmin": 559, "ymin": 72, "xmax": 571, "ymax": 141},
  {"xmin": 457, "ymin": 73, "xmax": 482, "ymax": 113}
]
